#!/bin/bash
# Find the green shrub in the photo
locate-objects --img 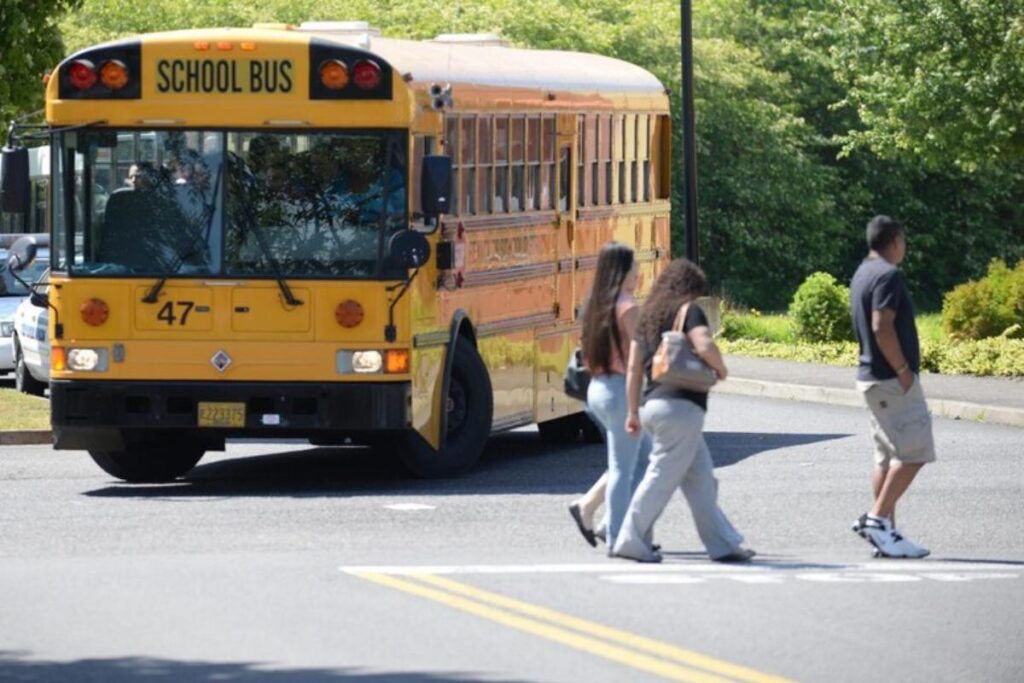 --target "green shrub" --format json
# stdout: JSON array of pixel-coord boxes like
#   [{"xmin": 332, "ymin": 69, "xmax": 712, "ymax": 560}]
[
  {"xmin": 942, "ymin": 259, "xmax": 1024, "ymax": 340},
  {"xmin": 720, "ymin": 337, "xmax": 1023, "ymax": 377},
  {"xmin": 718, "ymin": 339, "xmax": 859, "ymax": 366},
  {"xmin": 935, "ymin": 338, "xmax": 1024, "ymax": 376},
  {"xmin": 788, "ymin": 272, "xmax": 853, "ymax": 342}
]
